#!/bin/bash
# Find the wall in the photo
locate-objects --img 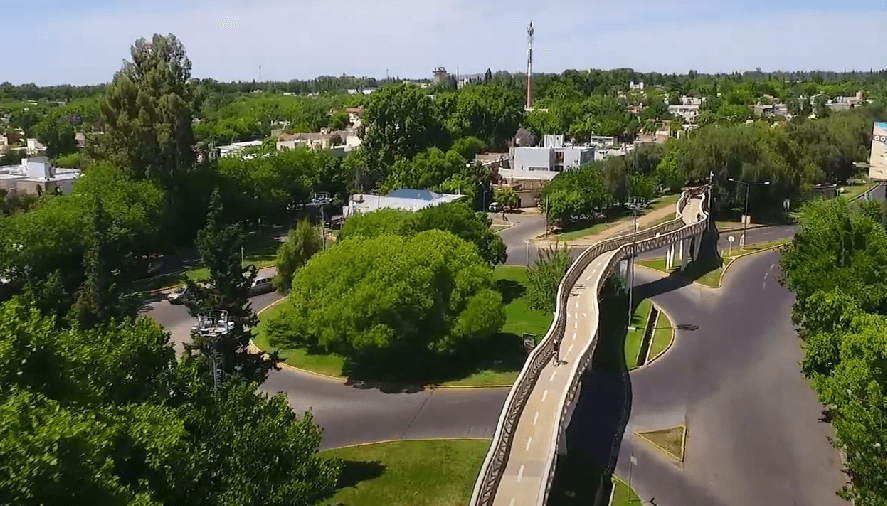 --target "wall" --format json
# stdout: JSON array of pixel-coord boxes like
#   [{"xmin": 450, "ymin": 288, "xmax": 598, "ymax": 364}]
[{"xmin": 513, "ymin": 147, "xmax": 555, "ymax": 172}]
